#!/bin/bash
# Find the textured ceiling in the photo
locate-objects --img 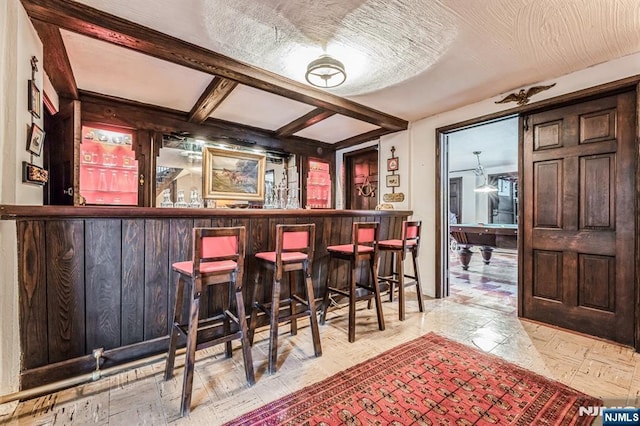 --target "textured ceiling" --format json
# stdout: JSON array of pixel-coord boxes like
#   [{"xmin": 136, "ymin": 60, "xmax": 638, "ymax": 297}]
[{"xmin": 69, "ymin": 0, "xmax": 640, "ymax": 124}]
